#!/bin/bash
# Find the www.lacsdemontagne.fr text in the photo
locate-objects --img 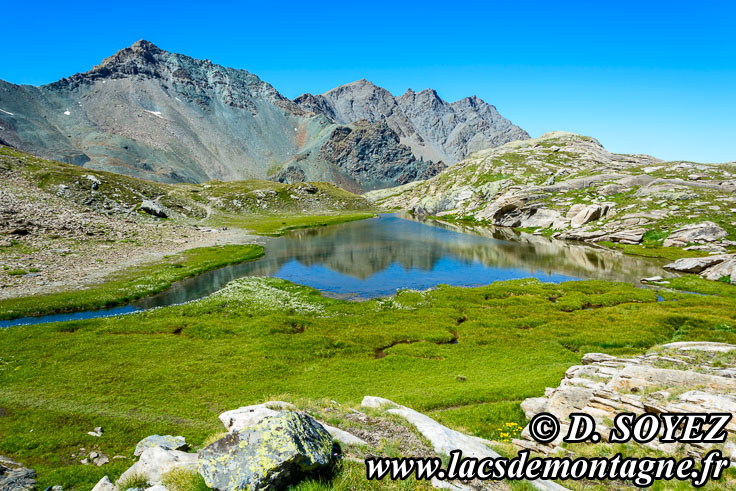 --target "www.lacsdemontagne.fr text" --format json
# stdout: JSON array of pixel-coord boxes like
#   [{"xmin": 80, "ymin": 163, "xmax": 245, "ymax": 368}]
[{"xmin": 365, "ymin": 449, "xmax": 731, "ymax": 487}]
